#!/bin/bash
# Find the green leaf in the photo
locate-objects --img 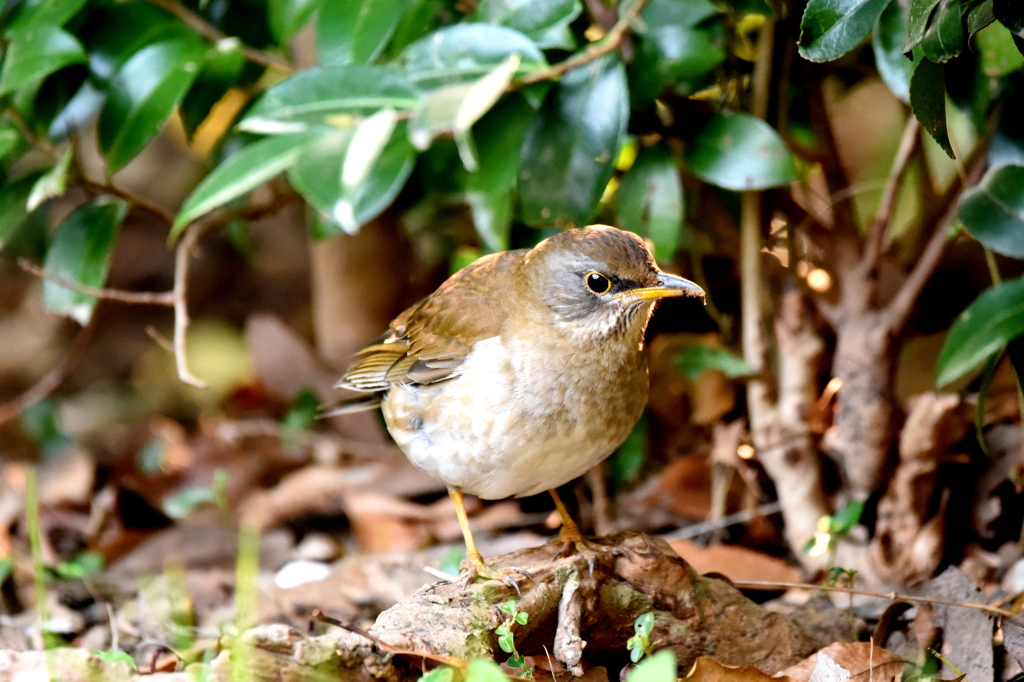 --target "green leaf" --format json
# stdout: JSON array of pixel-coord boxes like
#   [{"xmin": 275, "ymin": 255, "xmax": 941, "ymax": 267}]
[
  {"xmin": 606, "ymin": 414, "xmax": 647, "ymax": 491},
  {"xmin": 289, "ymin": 124, "xmax": 416, "ymax": 235},
  {"xmin": 316, "ymin": 0, "xmax": 407, "ymax": 64},
  {"xmin": 5, "ymin": 0, "xmax": 88, "ymax": 32},
  {"xmin": 798, "ymin": 0, "xmax": 889, "ymax": 61},
  {"xmin": 181, "ymin": 37, "xmax": 247, "ymax": 137},
  {"xmin": 873, "ymin": 0, "xmax": 915, "ymax": 102},
  {"xmin": 909, "ymin": 58, "xmax": 955, "ymax": 159},
  {"xmin": 629, "ymin": 18, "xmax": 726, "ymax": 104},
  {"xmin": 630, "ymin": 650, "xmax": 677, "ymax": 682},
  {"xmin": 409, "ymin": 55, "xmax": 521, "ymax": 171},
  {"xmin": 0, "ymin": 123, "xmax": 22, "ymax": 161},
  {"xmin": 42, "ymin": 197, "xmax": 130, "ymax": 325},
  {"xmin": 463, "ymin": 95, "xmax": 535, "ymax": 252},
  {"xmin": 0, "ymin": 557, "xmax": 12, "ymax": 584},
  {"xmin": 0, "ymin": 25, "xmax": 87, "ymax": 97},
  {"xmin": 959, "ymin": 165, "xmax": 1024, "ymax": 258},
  {"xmin": 51, "ymin": 551, "xmax": 104, "ymax": 579},
  {"xmin": 81, "ymin": 3, "xmax": 197, "ymax": 84},
  {"xmin": 91, "ymin": 650, "xmax": 135, "ymax": 669},
  {"xmin": 919, "ymin": 0, "xmax": 964, "ymax": 63},
  {"xmin": 172, "ymin": 130, "xmax": 322, "ymax": 239},
  {"xmin": 238, "ymin": 65, "xmax": 421, "ymax": 133},
  {"xmin": 417, "ymin": 668, "xmax": 455, "ymax": 682},
  {"xmin": 99, "ymin": 38, "xmax": 210, "ymax": 172},
  {"xmin": 906, "ymin": 0, "xmax": 942, "ymax": 53},
  {"xmin": 474, "ymin": 0, "xmax": 583, "ymax": 49},
  {"xmin": 27, "ymin": 146, "xmax": 73, "ymax": 211},
  {"xmin": 634, "ymin": 612, "xmax": 655, "ymax": 637},
  {"xmin": 675, "ymin": 345, "xmax": 753, "ymax": 380},
  {"xmin": 519, "ymin": 55, "xmax": 628, "ymax": 227},
  {"xmin": 936, "ymin": 275, "xmax": 1024, "ymax": 386},
  {"xmin": 0, "ymin": 174, "xmax": 38, "ymax": 249},
  {"xmin": 269, "ymin": 0, "xmax": 322, "ymax": 43},
  {"xmin": 465, "ymin": 659, "xmax": 507, "ymax": 682},
  {"xmin": 829, "ymin": 499, "xmax": 865, "ymax": 534},
  {"xmin": 686, "ymin": 111, "xmax": 798, "ymax": 191},
  {"xmin": 617, "ymin": 144, "xmax": 685, "ymax": 262},
  {"xmin": 400, "ymin": 23, "xmax": 548, "ymax": 90}
]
